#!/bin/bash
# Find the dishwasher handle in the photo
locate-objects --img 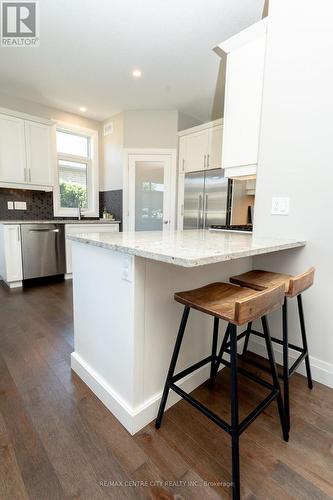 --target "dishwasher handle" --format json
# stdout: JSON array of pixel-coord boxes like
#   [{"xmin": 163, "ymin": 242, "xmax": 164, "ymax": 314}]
[{"xmin": 29, "ymin": 228, "xmax": 60, "ymax": 233}]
